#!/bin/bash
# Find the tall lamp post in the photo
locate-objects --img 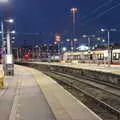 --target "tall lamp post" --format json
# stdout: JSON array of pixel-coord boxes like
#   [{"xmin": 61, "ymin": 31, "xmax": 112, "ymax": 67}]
[
  {"xmin": 70, "ymin": 8, "xmax": 78, "ymax": 52},
  {"xmin": 70, "ymin": 8, "xmax": 77, "ymax": 34},
  {"xmin": 101, "ymin": 28, "xmax": 116, "ymax": 67},
  {"xmin": 5, "ymin": 19, "xmax": 14, "ymax": 75},
  {"xmin": 0, "ymin": 0, "xmax": 13, "ymax": 74},
  {"xmin": 6, "ymin": 19, "xmax": 14, "ymax": 54}
]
